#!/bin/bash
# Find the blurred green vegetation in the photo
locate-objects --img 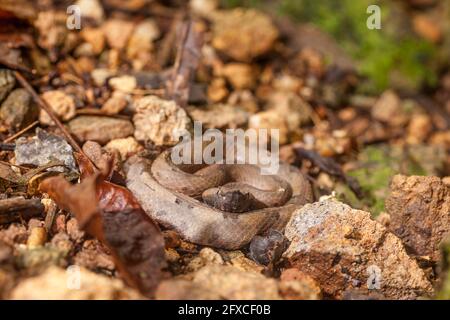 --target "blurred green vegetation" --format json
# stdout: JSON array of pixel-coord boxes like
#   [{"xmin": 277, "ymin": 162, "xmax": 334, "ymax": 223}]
[{"xmin": 221, "ymin": 0, "xmax": 439, "ymax": 93}]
